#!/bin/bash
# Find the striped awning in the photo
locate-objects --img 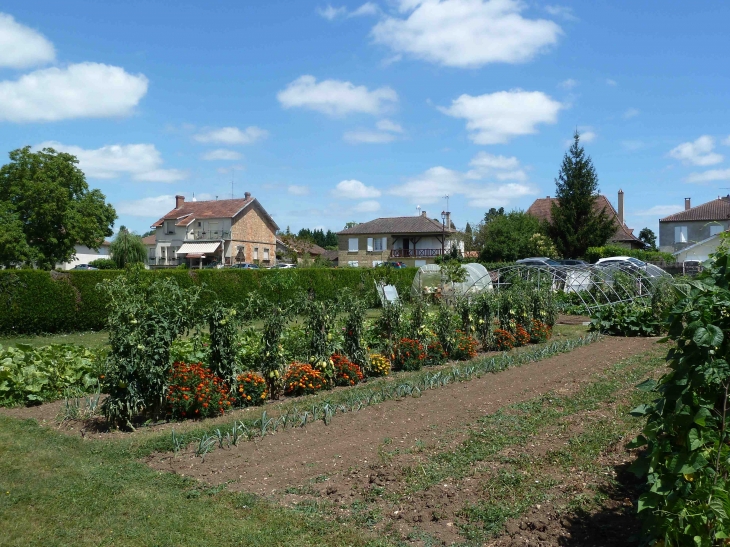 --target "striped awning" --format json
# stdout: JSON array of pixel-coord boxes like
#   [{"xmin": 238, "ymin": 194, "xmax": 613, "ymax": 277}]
[{"xmin": 176, "ymin": 241, "xmax": 221, "ymax": 255}]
